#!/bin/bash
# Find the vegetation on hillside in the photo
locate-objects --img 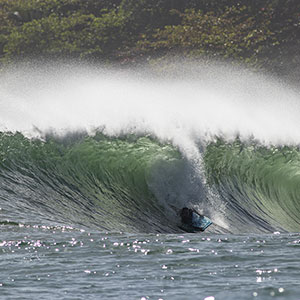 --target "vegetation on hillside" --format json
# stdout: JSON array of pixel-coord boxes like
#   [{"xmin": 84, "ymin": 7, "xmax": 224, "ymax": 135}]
[{"xmin": 1, "ymin": 0, "xmax": 300, "ymax": 74}]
